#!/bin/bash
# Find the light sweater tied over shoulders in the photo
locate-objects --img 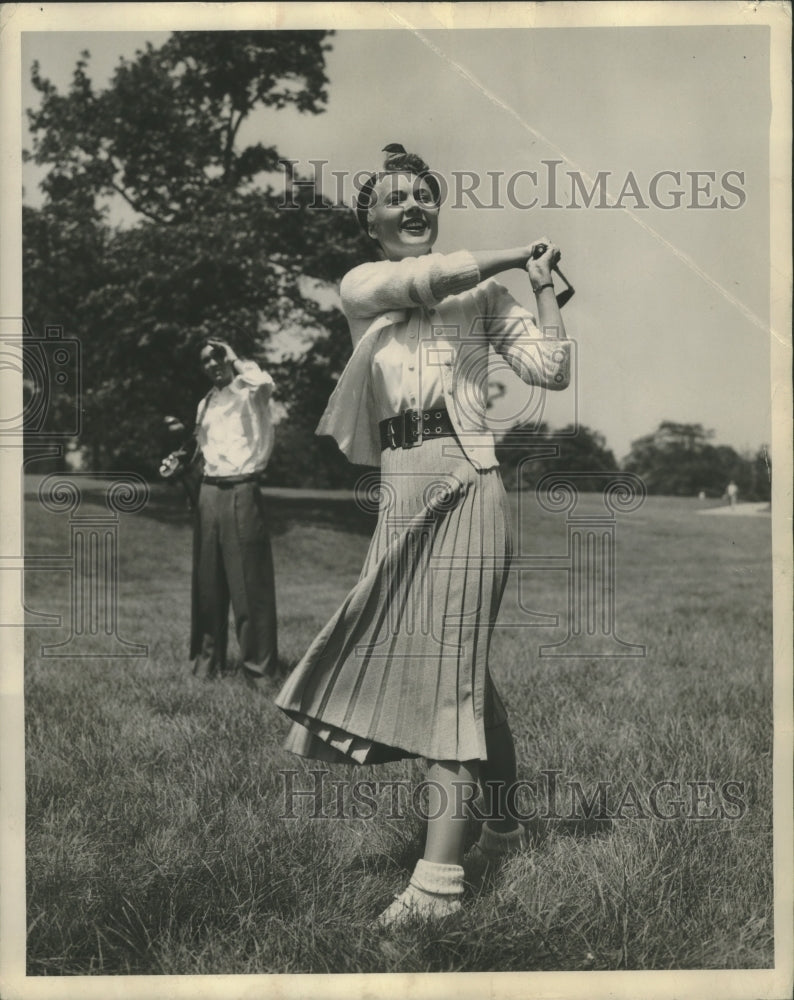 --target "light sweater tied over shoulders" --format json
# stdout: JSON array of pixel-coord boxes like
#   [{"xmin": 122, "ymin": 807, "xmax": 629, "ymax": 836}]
[{"xmin": 319, "ymin": 250, "xmax": 571, "ymax": 470}]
